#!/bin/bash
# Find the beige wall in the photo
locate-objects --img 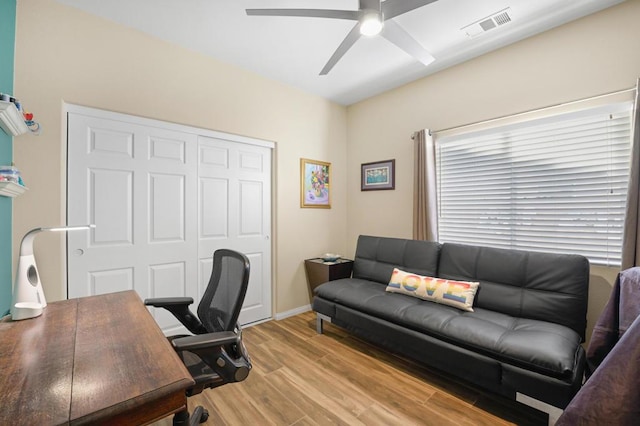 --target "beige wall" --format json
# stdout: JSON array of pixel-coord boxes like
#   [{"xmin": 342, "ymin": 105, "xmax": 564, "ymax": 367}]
[
  {"xmin": 13, "ymin": 0, "xmax": 348, "ymax": 315},
  {"xmin": 12, "ymin": 0, "xmax": 640, "ymax": 335},
  {"xmin": 346, "ymin": 0, "xmax": 640, "ymax": 343}
]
